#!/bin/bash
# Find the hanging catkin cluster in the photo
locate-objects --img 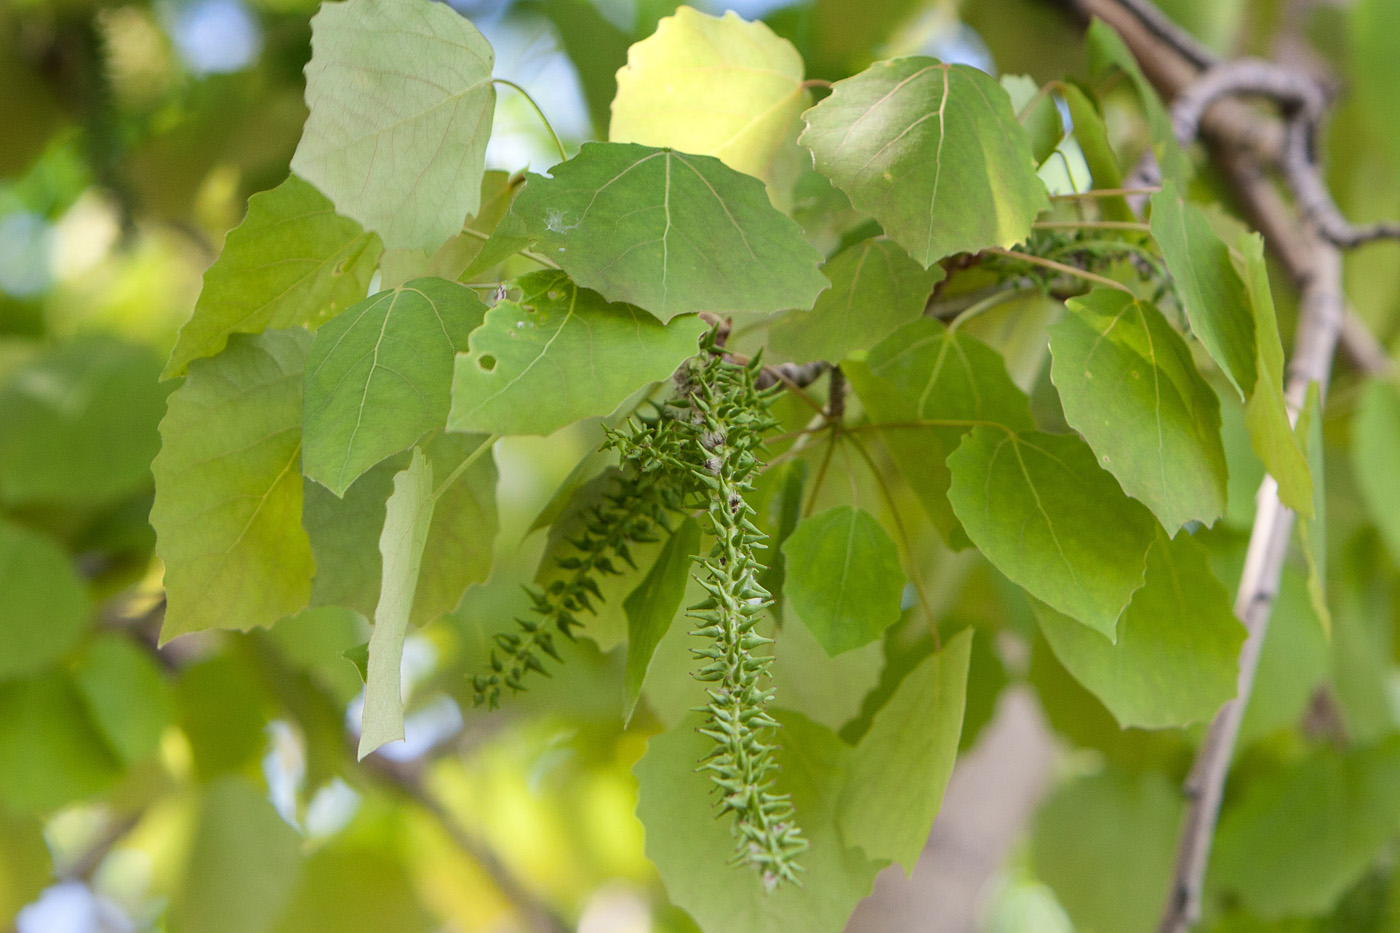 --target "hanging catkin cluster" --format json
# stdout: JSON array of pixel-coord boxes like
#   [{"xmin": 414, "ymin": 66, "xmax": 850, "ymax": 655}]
[{"xmin": 611, "ymin": 335, "xmax": 808, "ymax": 888}]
